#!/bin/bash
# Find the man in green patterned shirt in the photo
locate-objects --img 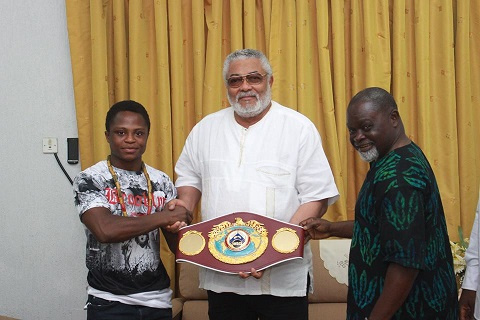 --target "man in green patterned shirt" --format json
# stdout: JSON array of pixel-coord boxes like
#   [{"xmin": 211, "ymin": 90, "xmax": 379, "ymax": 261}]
[{"xmin": 301, "ymin": 87, "xmax": 458, "ymax": 319}]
